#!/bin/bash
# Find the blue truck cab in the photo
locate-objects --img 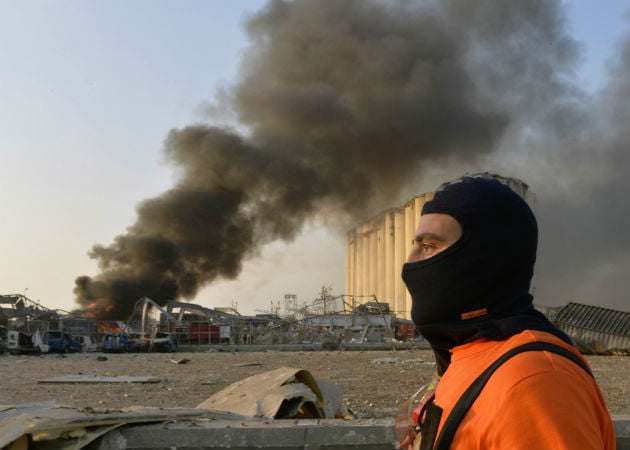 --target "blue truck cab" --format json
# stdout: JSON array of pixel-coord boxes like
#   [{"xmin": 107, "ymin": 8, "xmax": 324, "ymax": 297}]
[{"xmin": 42, "ymin": 330, "xmax": 79, "ymax": 353}]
